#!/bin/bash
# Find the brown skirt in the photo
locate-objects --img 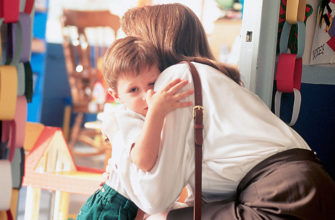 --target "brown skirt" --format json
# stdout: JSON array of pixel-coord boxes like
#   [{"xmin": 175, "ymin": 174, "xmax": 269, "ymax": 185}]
[{"xmin": 168, "ymin": 148, "xmax": 335, "ymax": 220}]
